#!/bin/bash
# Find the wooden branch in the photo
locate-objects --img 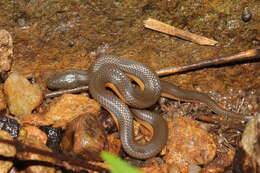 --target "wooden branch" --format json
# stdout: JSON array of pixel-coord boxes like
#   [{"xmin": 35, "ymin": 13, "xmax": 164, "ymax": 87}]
[
  {"xmin": 44, "ymin": 48, "xmax": 259, "ymax": 98},
  {"xmin": 144, "ymin": 18, "xmax": 218, "ymax": 46},
  {"xmin": 156, "ymin": 48, "xmax": 260, "ymax": 76}
]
